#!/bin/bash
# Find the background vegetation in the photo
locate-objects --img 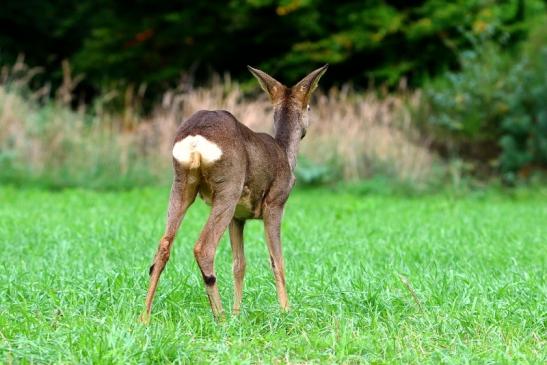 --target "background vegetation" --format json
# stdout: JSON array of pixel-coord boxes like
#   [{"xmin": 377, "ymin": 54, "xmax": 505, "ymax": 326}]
[
  {"xmin": 1, "ymin": 0, "xmax": 544, "ymax": 93},
  {"xmin": 421, "ymin": 19, "xmax": 547, "ymax": 183},
  {"xmin": 1, "ymin": 1, "xmax": 546, "ymax": 190}
]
